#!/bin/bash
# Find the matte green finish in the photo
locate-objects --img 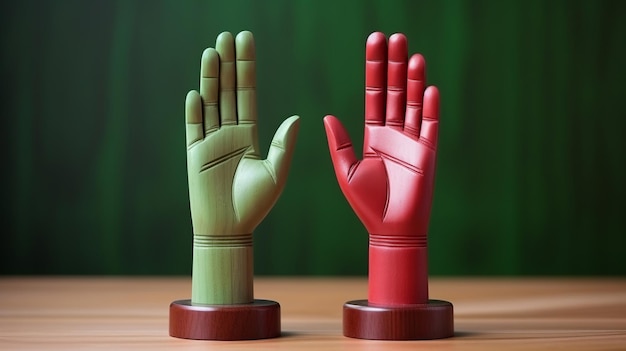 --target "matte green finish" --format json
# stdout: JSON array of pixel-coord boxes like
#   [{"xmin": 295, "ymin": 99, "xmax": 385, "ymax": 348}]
[
  {"xmin": 192, "ymin": 238, "xmax": 253, "ymax": 304},
  {"xmin": 2, "ymin": 1, "xmax": 625, "ymax": 276},
  {"xmin": 185, "ymin": 31, "xmax": 299, "ymax": 304}
]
